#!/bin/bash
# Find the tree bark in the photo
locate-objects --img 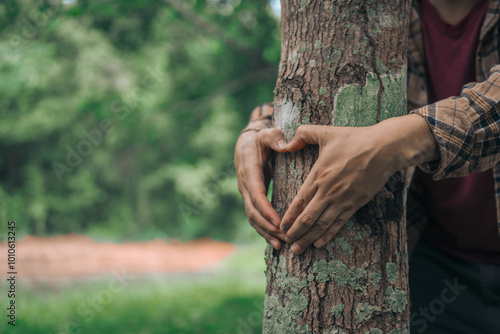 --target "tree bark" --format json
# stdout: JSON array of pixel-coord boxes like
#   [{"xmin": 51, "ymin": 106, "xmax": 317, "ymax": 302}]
[{"xmin": 264, "ymin": 1, "xmax": 411, "ymax": 333}]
